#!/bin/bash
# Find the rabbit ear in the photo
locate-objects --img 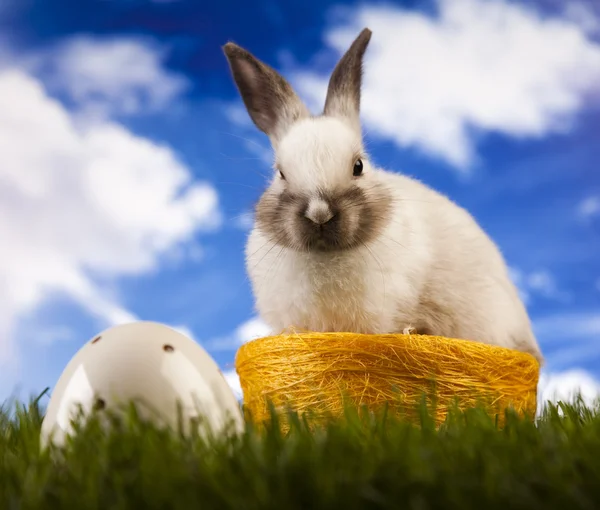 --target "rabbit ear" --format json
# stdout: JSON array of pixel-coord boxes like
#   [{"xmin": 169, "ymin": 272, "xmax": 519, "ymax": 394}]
[
  {"xmin": 323, "ymin": 28, "xmax": 372, "ymax": 131},
  {"xmin": 223, "ymin": 42, "xmax": 310, "ymax": 144}
]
